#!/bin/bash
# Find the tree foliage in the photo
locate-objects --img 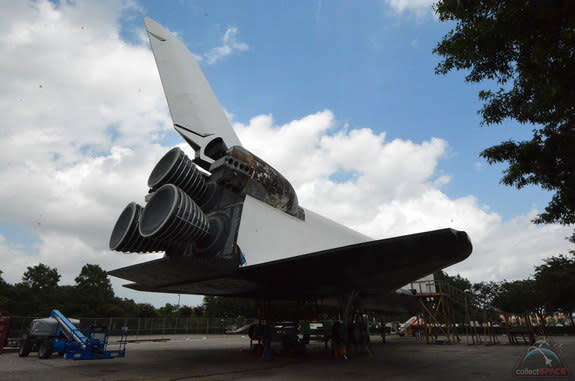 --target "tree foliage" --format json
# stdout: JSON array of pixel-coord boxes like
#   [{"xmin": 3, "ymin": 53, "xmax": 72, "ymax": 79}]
[
  {"xmin": 21, "ymin": 263, "xmax": 60, "ymax": 291},
  {"xmin": 491, "ymin": 279, "xmax": 545, "ymax": 317},
  {"xmin": 137, "ymin": 303, "xmax": 159, "ymax": 318},
  {"xmin": 0, "ymin": 263, "xmax": 167, "ymax": 317},
  {"xmin": 158, "ymin": 303, "xmax": 179, "ymax": 316},
  {"xmin": 178, "ymin": 305, "xmax": 193, "ymax": 317},
  {"xmin": 435, "ymin": 270, "xmax": 471, "ymax": 292},
  {"xmin": 73, "ymin": 264, "xmax": 115, "ymax": 315},
  {"xmin": 434, "ymin": 0, "xmax": 575, "ymax": 236},
  {"xmin": 75, "ymin": 264, "xmax": 114, "ymax": 296},
  {"xmin": 16, "ymin": 264, "xmax": 62, "ymax": 315},
  {"xmin": 0, "ymin": 270, "xmax": 13, "ymax": 312},
  {"xmin": 471, "ymin": 281, "xmax": 502, "ymax": 310},
  {"xmin": 203, "ymin": 296, "xmax": 255, "ymax": 318},
  {"xmin": 192, "ymin": 306, "xmax": 205, "ymax": 317},
  {"xmin": 534, "ymin": 254, "xmax": 575, "ymax": 326}
]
